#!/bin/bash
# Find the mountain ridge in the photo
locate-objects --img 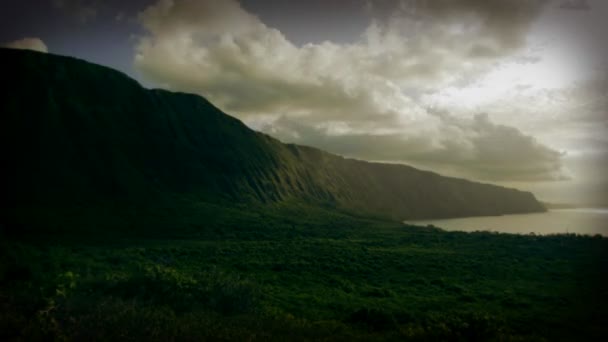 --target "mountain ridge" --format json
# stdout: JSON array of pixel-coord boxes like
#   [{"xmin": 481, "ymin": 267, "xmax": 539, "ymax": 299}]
[{"xmin": 0, "ymin": 48, "xmax": 545, "ymax": 225}]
